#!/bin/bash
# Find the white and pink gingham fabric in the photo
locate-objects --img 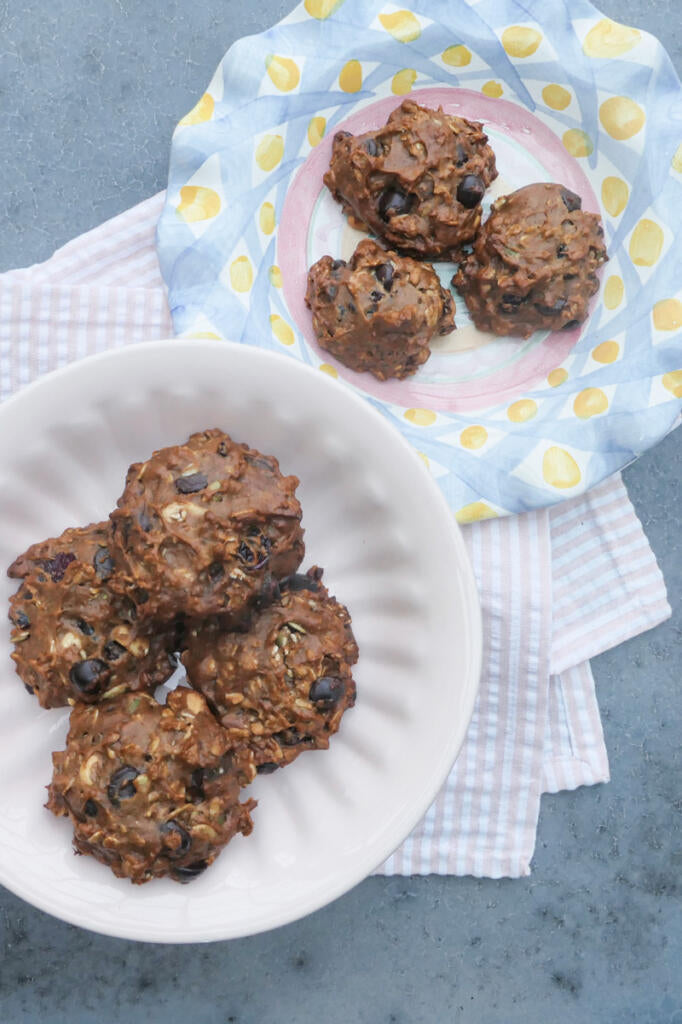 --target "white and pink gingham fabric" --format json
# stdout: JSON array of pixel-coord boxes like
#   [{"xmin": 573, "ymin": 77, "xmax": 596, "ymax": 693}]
[{"xmin": 0, "ymin": 194, "xmax": 671, "ymax": 878}]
